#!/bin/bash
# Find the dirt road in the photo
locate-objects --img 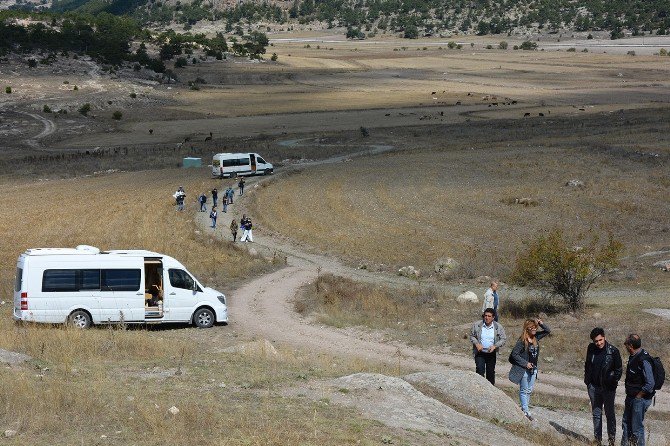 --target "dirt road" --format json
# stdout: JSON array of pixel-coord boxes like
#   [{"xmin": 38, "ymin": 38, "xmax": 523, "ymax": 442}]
[{"xmin": 196, "ymin": 164, "xmax": 670, "ymax": 417}]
